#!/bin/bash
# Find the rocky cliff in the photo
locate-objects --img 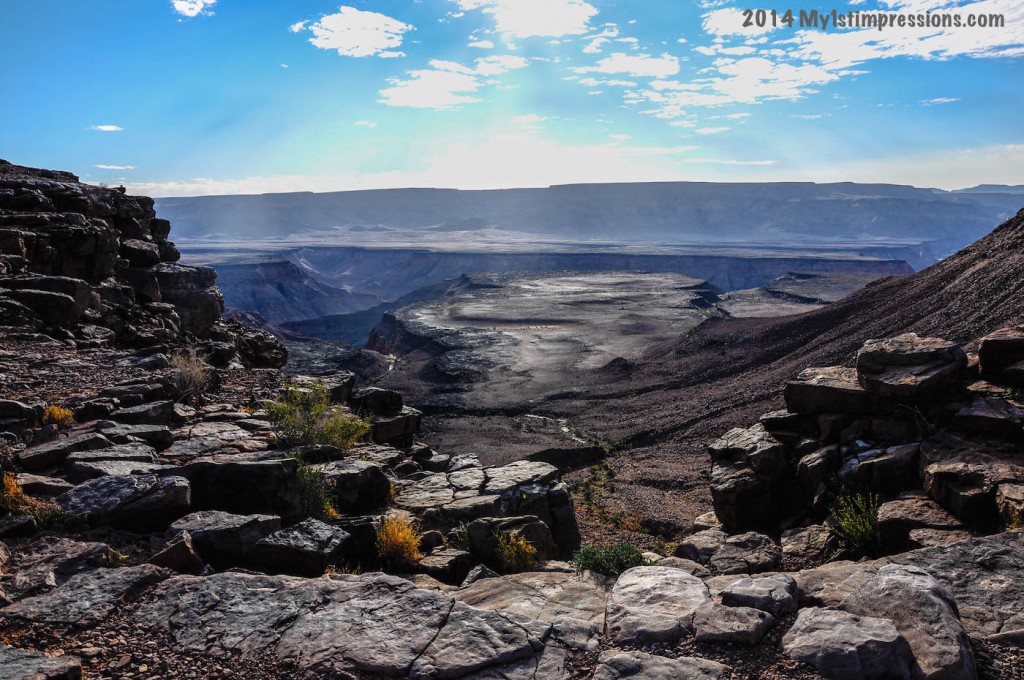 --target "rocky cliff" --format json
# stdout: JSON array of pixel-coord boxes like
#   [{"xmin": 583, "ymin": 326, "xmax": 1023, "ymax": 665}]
[{"xmin": 0, "ymin": 160, "xmax": 284, "ymax": 368}]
